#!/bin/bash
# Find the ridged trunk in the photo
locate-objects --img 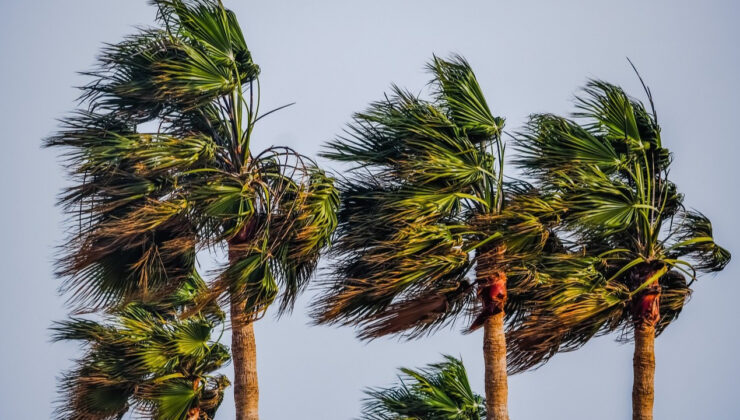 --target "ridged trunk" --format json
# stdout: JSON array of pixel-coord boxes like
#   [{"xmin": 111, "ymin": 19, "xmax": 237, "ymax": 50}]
[
  {"xmin": 483, "ymin": 311, "xmax": 509, "ymax": 420},
  {"xmin": 229, "ymin": 221, "xmax": 260, "ymax": 420},
  {"xmin": 230, "ymin": 296, "xmax": 260, "ymax": 420},
  {"xmin": 630, "ymin": 264, "xmax": 662, "ymax": 420},
  {"xmin": 632, "ymin": 324, "xmax": 656, "ymax": 420},
  {"xmin": 477, "ymin": 246, "xmax": 509, "ymax": 420}
]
